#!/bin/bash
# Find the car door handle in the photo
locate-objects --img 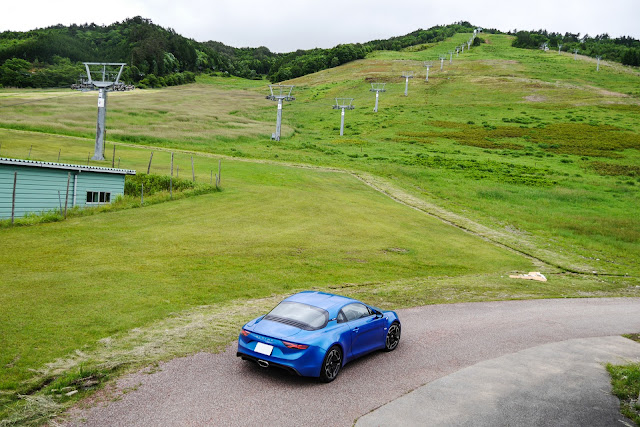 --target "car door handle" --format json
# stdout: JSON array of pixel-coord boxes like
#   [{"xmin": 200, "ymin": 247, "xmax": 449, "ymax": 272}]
[{"xmin": 352, "ymin": 327, "xmax": 359, "ymax": 332}]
